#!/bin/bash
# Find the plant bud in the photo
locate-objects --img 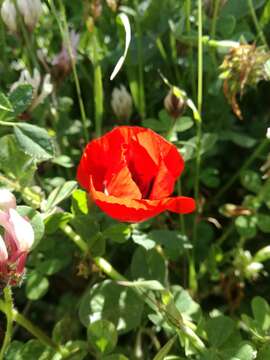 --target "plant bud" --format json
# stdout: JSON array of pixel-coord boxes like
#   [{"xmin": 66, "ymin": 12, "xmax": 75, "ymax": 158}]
[
  {"xmin": 111, "ymin": 85, "xmax": 133, "ymax": 122},
  {"xmin": 17, "ymin": 0, "xmax": 42, "ymax": 31},
  {"xmin": 0, "ymin": 189, "xmax": 17, "ymax": 211},
  {"xmin": 1, "ymin": 0, "xmax": 18, "ymax": 33},
  {"xmin": 164, "ymin": 89, "xmax": 186, "ymax": 118},
  {"xmin": 0, "ymin": 191, "xmax": 34, "ymax": 287}
]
